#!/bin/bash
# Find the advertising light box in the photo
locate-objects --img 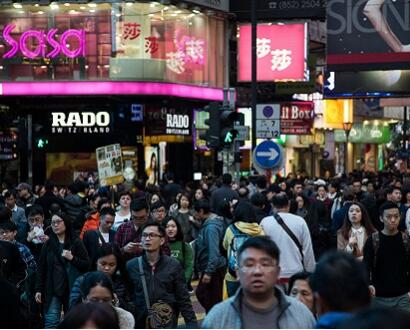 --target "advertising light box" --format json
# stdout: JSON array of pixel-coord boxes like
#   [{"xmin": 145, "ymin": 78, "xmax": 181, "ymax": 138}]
[{"xmin": 238, "ymin": 23, "xmax": 308, "ymax": 82}]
